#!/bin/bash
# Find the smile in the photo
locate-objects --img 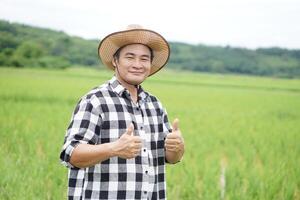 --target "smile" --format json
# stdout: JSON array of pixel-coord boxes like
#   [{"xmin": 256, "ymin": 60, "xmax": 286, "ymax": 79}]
[{"xmin": 129, "ymin": 71, "xmax": 144, "ymax": 75}]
